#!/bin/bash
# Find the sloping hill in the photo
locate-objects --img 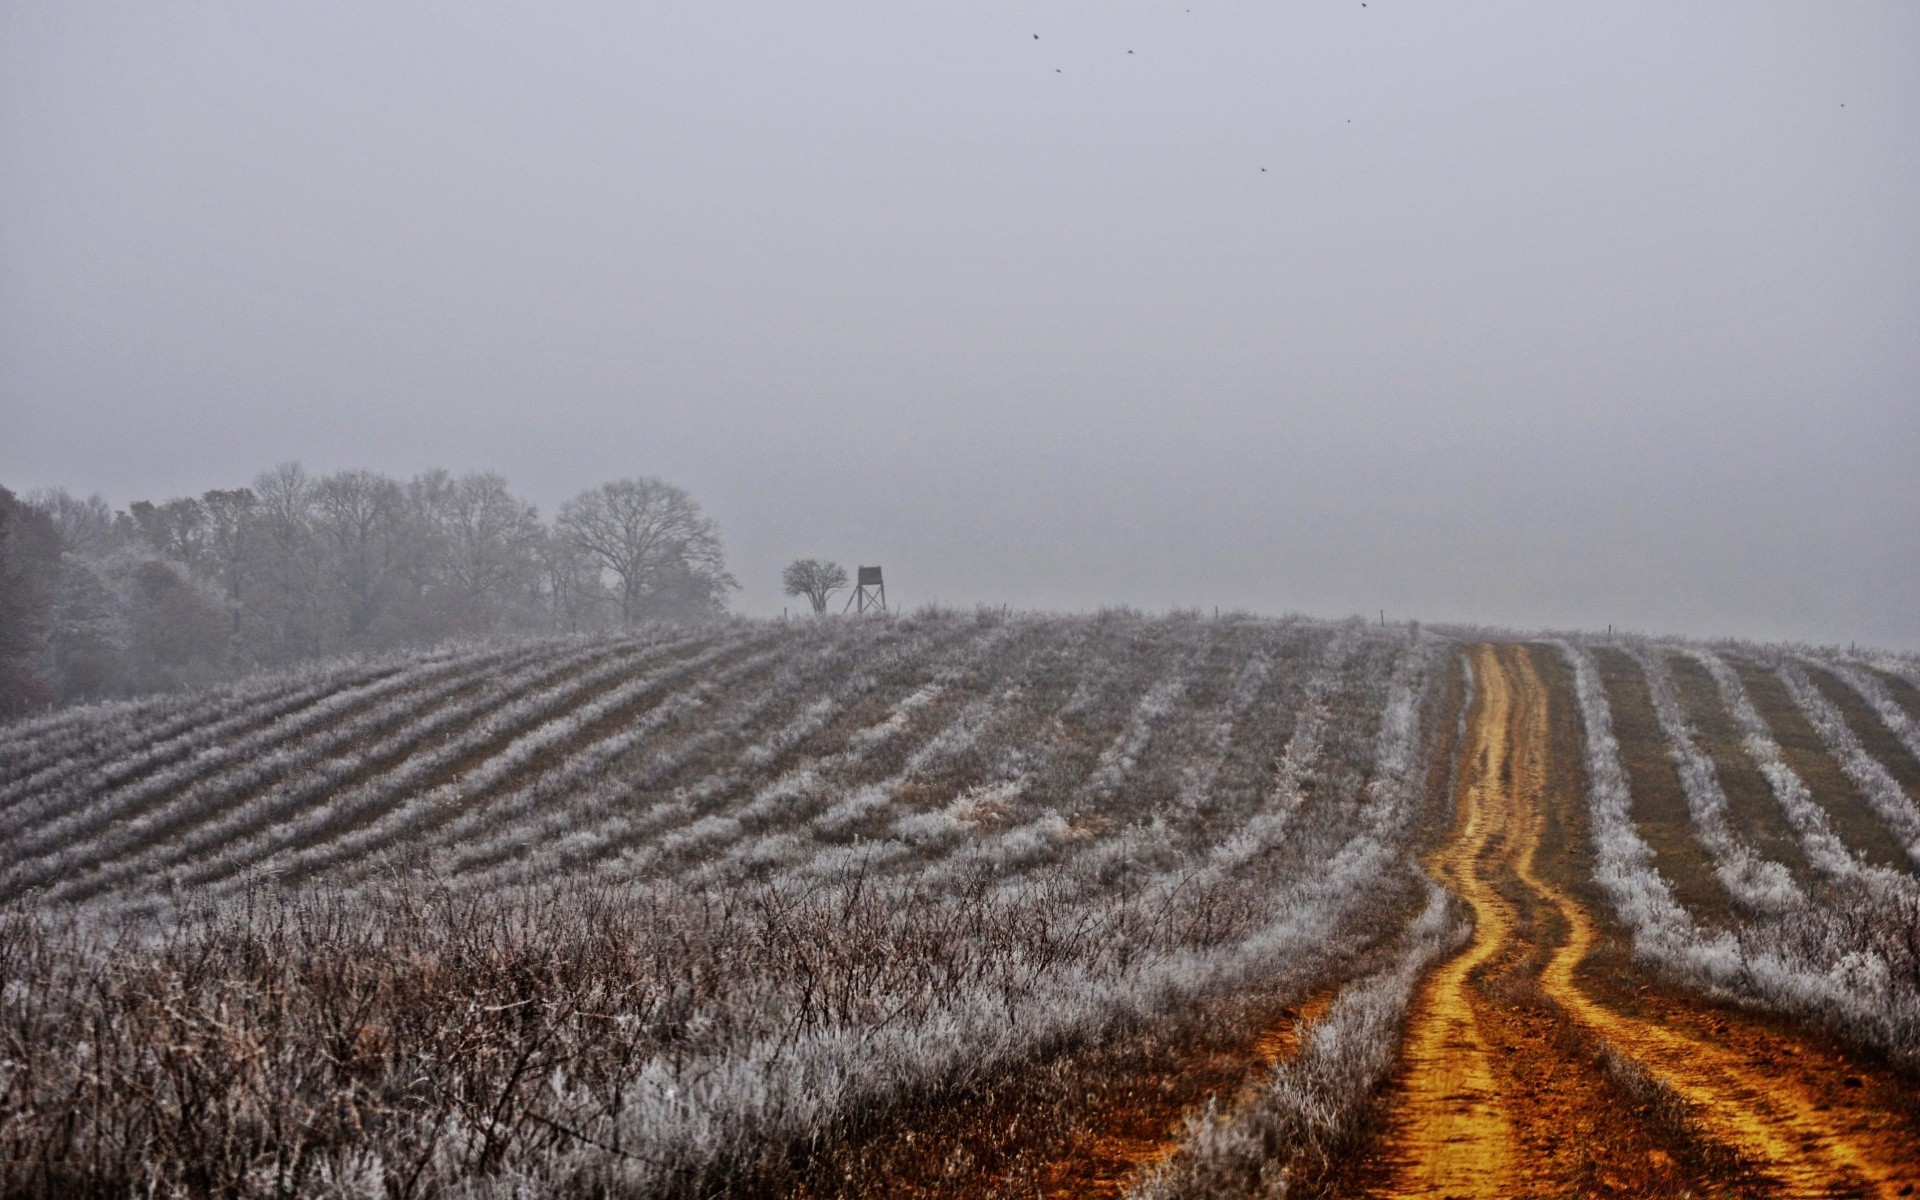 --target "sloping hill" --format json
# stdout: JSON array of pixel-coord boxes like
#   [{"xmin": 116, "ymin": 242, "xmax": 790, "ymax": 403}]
[{"xmin": 3, "ymin": 615, "xmax": 1918, "ymax": 1198}]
